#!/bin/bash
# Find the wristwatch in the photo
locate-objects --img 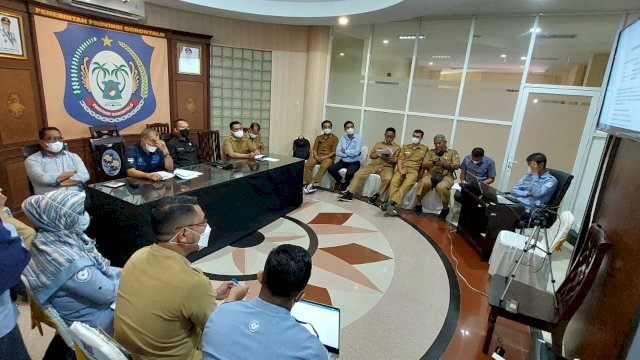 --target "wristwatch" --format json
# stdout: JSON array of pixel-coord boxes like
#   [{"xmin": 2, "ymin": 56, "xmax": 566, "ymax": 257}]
[{"xmin": 164, "ymin": 153, "xmax": 171, "ymax": 158}]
